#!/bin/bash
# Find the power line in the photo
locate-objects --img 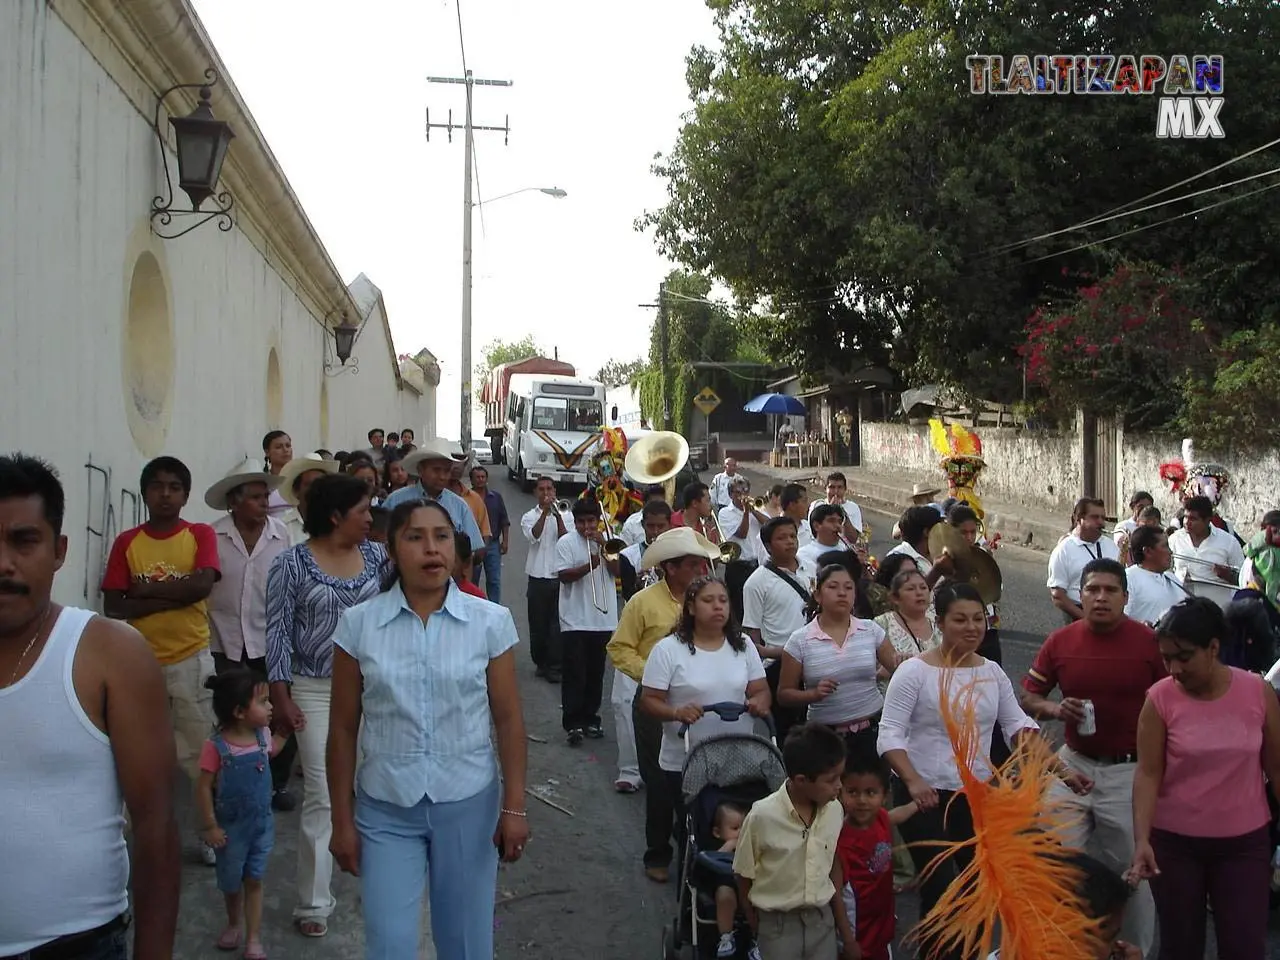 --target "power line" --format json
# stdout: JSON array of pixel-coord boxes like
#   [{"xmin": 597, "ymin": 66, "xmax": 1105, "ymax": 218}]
[
  {"xmin": 1022, "ymin": 178, "xmax": 1280, "ymax": 265},
  {"xmin": 986, "ymin": 134, "xmax": 1280, "ymax": 256}
]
